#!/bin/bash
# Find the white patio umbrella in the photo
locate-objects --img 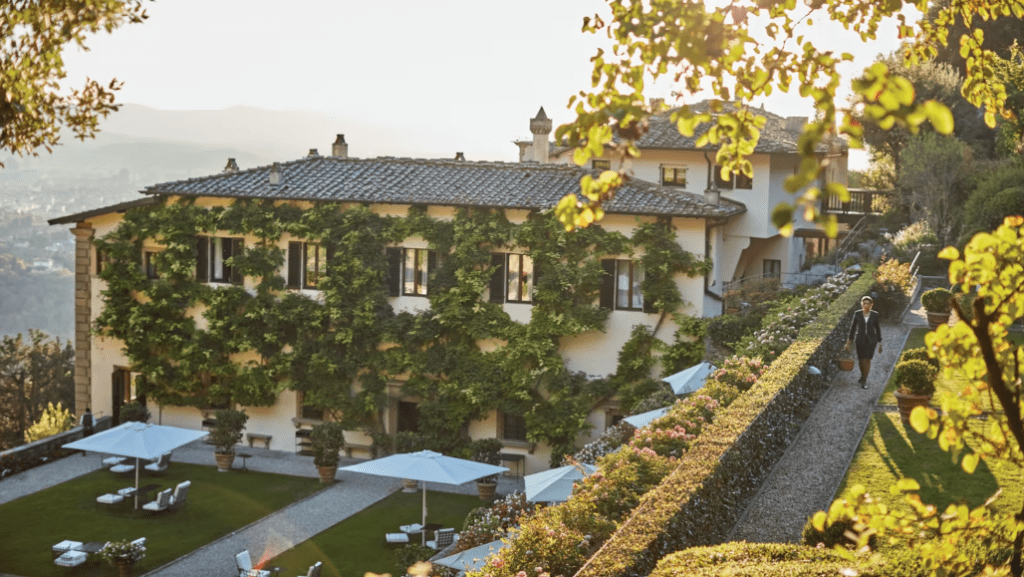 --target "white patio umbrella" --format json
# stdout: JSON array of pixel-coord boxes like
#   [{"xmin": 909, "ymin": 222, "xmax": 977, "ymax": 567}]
[
  {"xmin": 524, "ymin": 462, "xmax": 597, "ymax": 503},
  {"xmin": 622, "ymin": 406, "xmax": 671, "ymax": 429},
  {"xmin": 339, "ymin": 450, "xmax": 507, "ymax": 544},
  {"xmin": 662, "ymin": 361, "xmax": 716, "ymax": 395},
  {"xmin": 433, "ymin": 539, "xmax": 507, "ymax": 575},
  {"xmin": 63, "ymin": 421, "xmax": 207, "ymax": 508}
]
